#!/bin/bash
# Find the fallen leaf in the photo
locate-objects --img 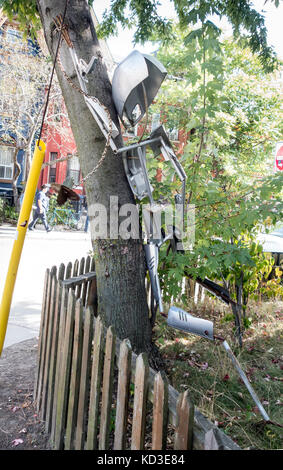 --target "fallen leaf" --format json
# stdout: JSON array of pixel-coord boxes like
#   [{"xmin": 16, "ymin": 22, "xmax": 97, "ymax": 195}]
[
  {"xmin": 22, "ymin": 402, "xmax": 30, "ymax": 409},
  {"xmin": 11, "ymin": 439, "xmax": 23, "ymax": 447}
]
